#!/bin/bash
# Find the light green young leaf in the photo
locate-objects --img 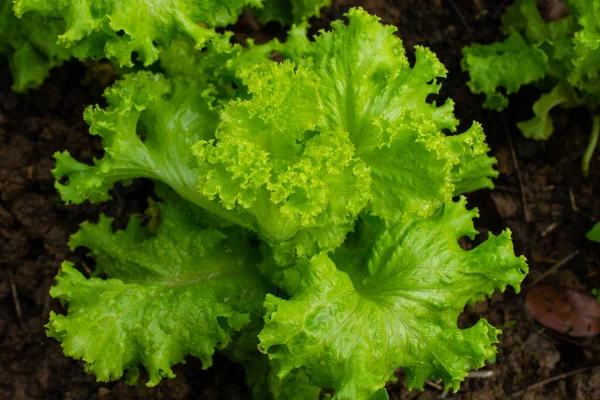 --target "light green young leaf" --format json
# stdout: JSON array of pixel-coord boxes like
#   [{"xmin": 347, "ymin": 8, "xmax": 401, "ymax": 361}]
[
  {"xmin": 47, "ymin": 196, "xmax": 270, "ymax": 385},
  {"xmin": 503, "ymin": 0, "xmax": 575, "ymax": 80},
  {"xmin": 259, "ymin": 197, "xmax": 527, "ymax": 399},
  {"xmin": 292, "ymin": 9, "xmax": 496, "ymax": 212},
  {"xmin": 194, "ymin": 60, "xmax": 372, "ymax": 263},
  {"xmin": 196, "ymin": 8, "xmax": 497, "ymax": 263}
]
